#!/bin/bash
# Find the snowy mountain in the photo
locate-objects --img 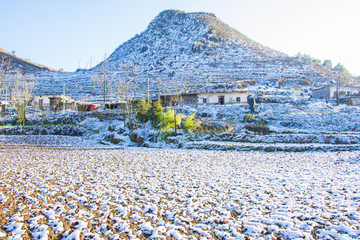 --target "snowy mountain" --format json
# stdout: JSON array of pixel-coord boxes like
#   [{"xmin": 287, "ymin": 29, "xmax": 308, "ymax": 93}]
[
  {"xmin": 0, "ymin": 47, "xmax": 56, "ymax": 73},
  {"xmin": 34, "ymin": 10, "xmax": 357, "ymax": 98}
]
